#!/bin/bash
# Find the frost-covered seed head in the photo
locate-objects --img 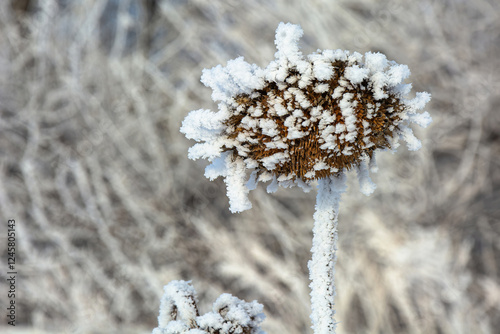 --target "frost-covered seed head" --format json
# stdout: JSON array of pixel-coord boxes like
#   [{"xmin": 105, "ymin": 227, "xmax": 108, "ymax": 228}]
[{"xmin": 181, "ymin": 23, "xmax": 431, "ymax": 212}]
